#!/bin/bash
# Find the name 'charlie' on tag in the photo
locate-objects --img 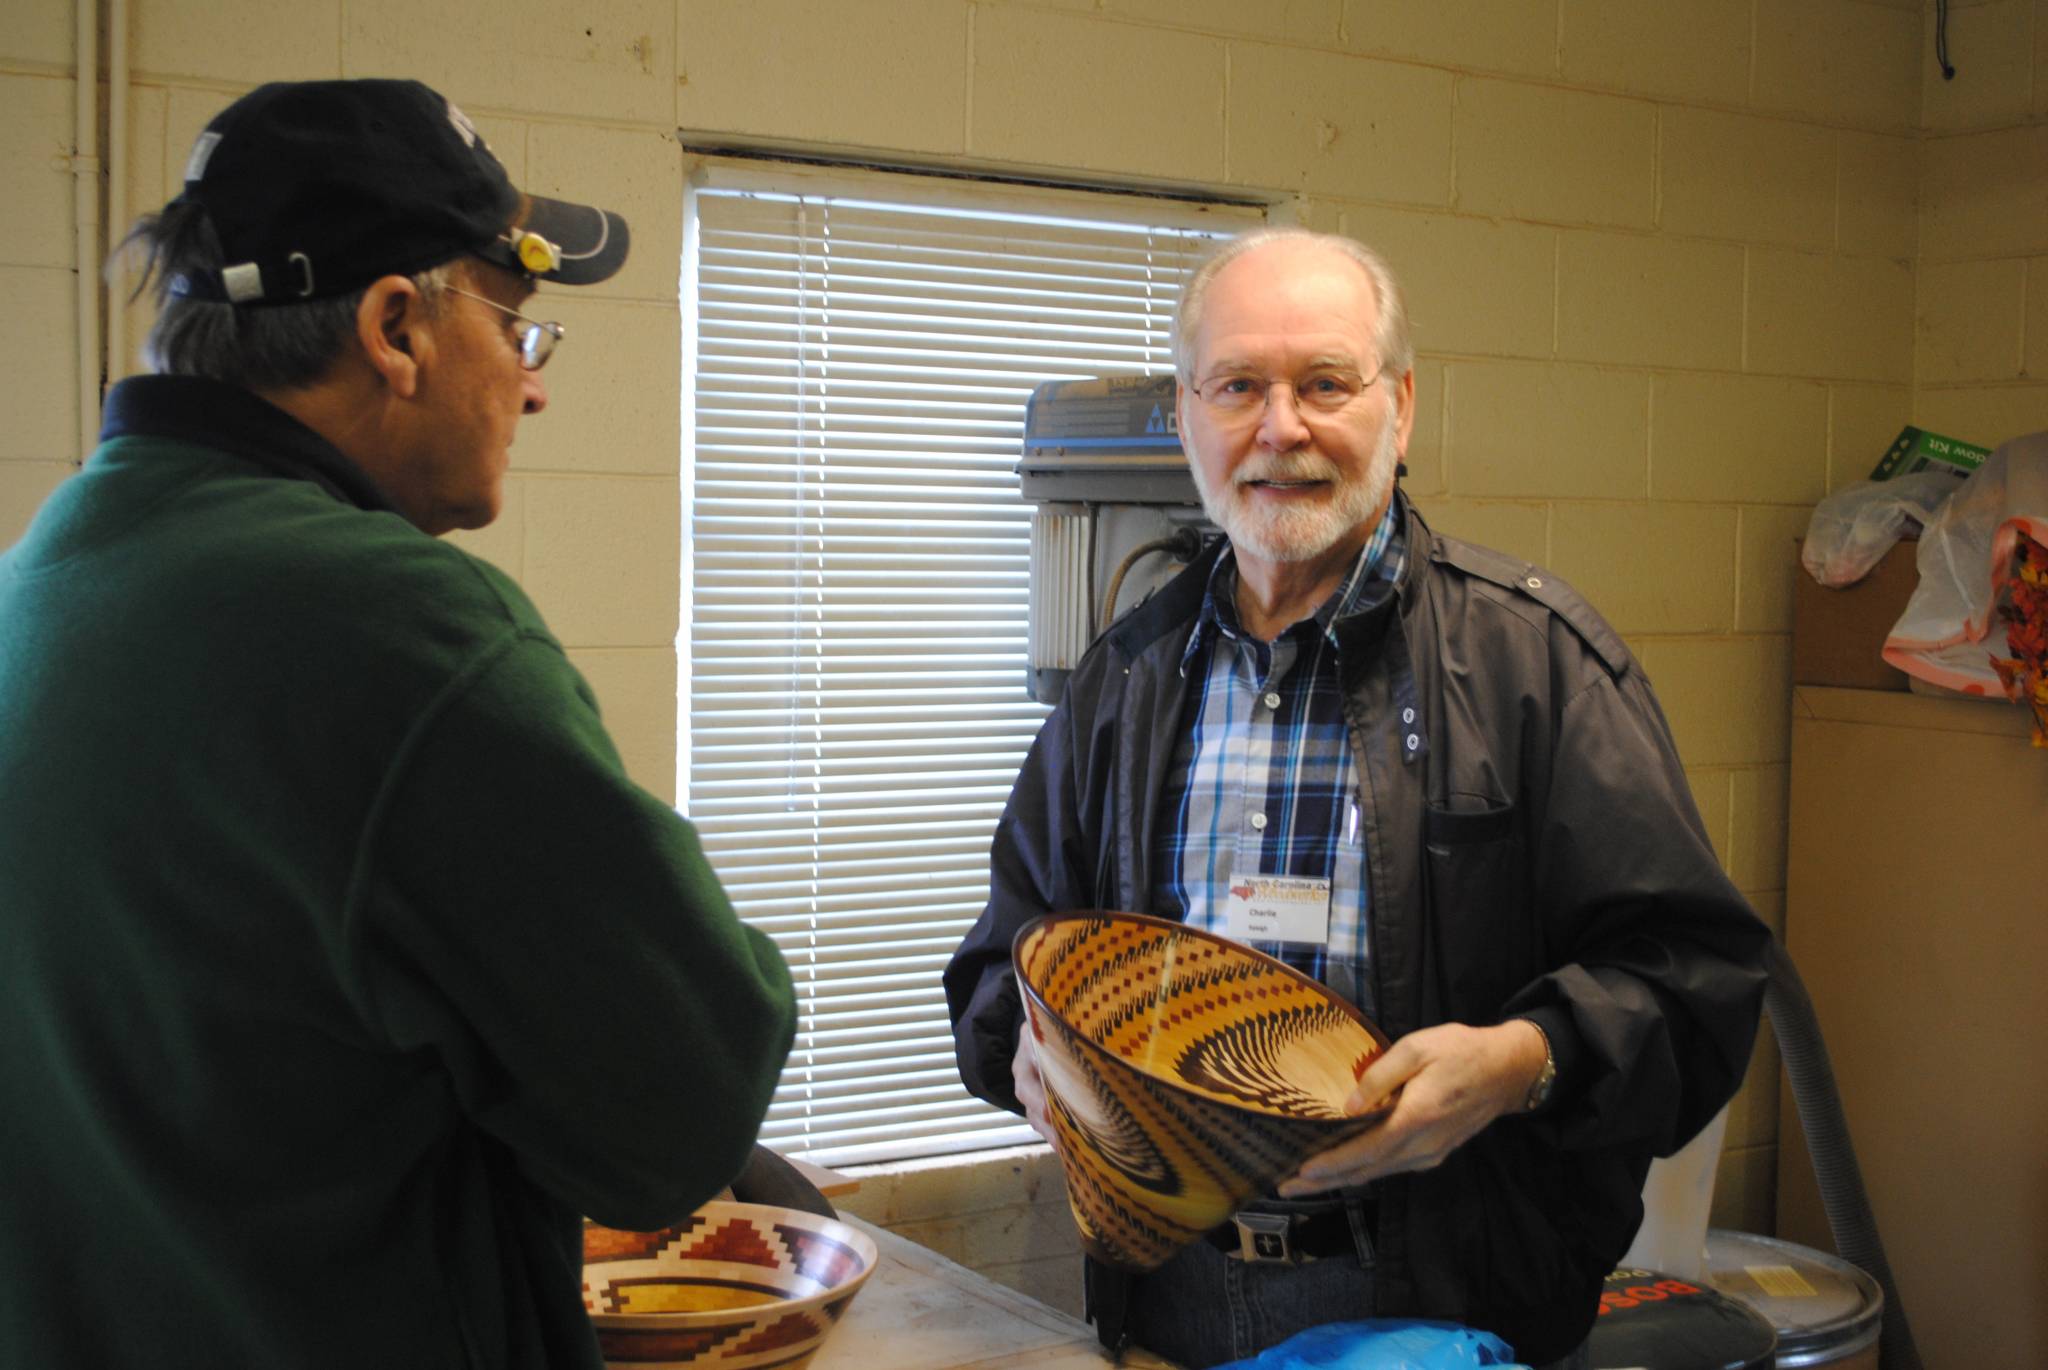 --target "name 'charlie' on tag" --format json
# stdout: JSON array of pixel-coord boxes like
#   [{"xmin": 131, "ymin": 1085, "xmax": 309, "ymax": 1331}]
[{"xmin": 1222, "ymin": 873, "xmax": 1332, "ymax": 947}]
